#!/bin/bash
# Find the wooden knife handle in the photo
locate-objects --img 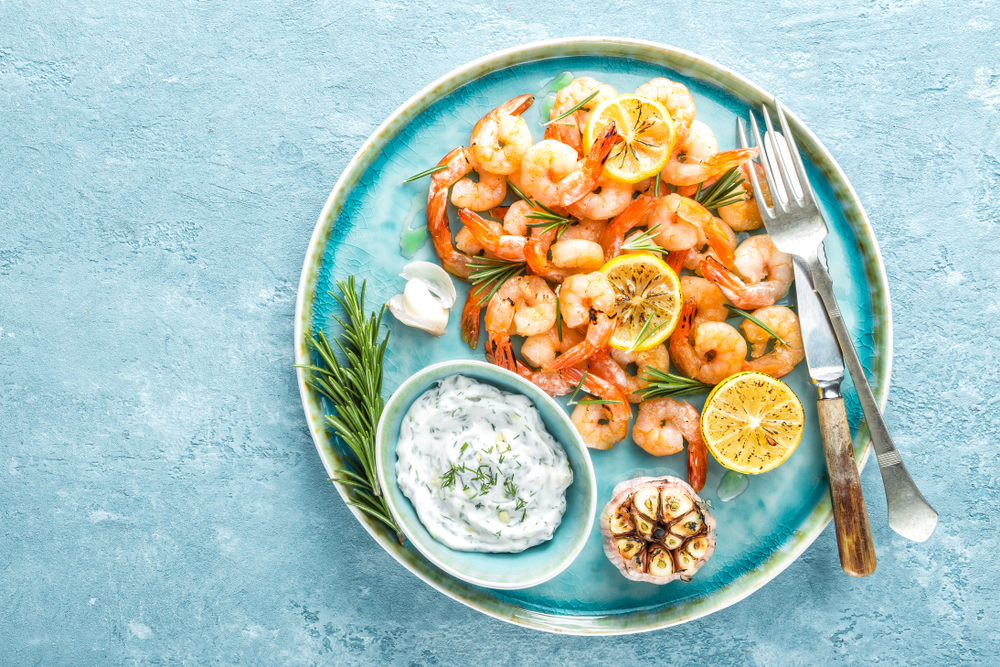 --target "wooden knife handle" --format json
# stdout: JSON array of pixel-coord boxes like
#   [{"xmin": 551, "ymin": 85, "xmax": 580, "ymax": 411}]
[{"xmin": 817, "ymin": 397, "xmax": 877, "ymax": 577}]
